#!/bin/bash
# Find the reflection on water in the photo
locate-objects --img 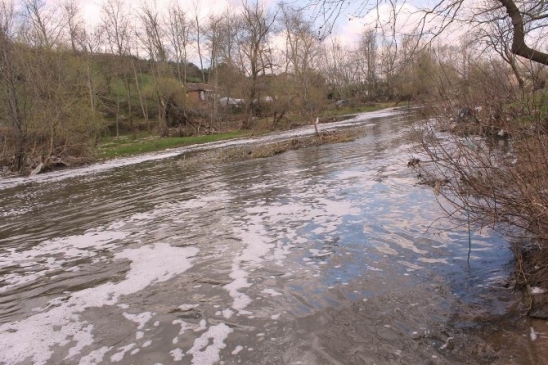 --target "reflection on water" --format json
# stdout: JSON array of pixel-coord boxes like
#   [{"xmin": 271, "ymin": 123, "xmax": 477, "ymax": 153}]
[{"xmin": 0, "ymin": 111, "xmax": 542, "ymax": 365}]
